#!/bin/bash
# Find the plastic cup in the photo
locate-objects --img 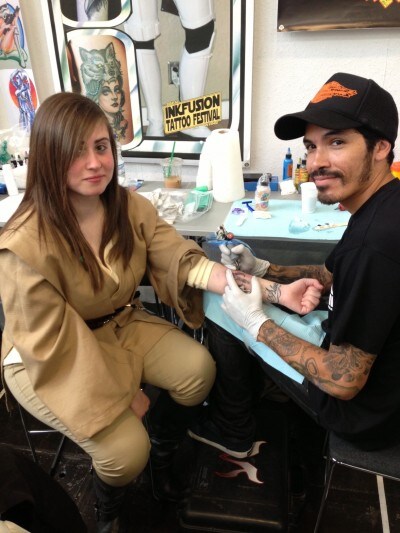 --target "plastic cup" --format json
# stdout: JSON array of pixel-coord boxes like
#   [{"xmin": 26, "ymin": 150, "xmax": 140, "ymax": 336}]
[
  {"xmin": 161, "ymin": 157, "xmax": 182, "ymax": 188},
  {"xmin": 300, "ymin": 182, "xmax": 318, "ymax": 214}
]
